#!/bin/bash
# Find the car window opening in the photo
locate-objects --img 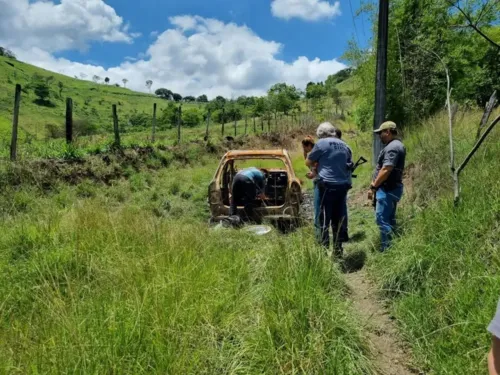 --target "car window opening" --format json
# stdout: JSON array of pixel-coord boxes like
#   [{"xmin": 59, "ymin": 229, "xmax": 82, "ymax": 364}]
[{"xmin": 220, "ymin": 158, "xmax": 289, "ymax": 207}]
